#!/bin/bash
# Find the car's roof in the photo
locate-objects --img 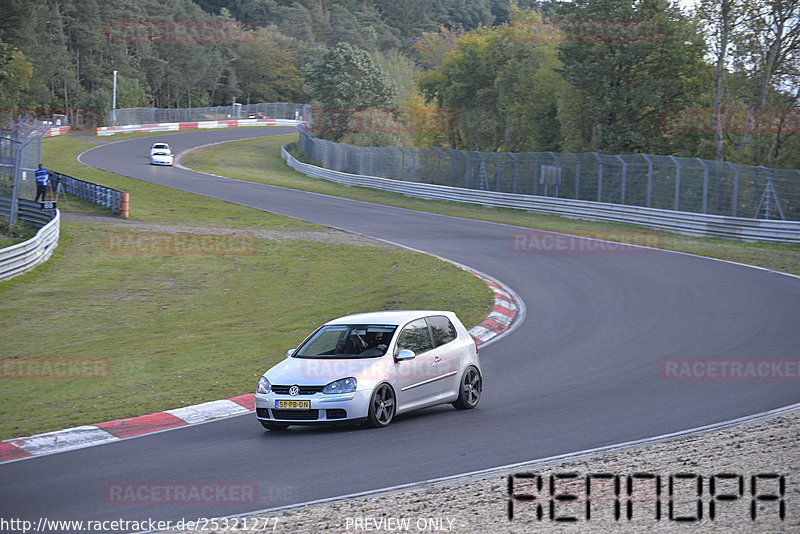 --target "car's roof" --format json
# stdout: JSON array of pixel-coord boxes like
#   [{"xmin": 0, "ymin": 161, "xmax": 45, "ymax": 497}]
[
  {"xmin": 152, "ymin": 143, "xmax": 169, "ymax": 147},
  {"xmin": 326, "ymin": 310, "xmax": 455, "ymax": 326}
]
